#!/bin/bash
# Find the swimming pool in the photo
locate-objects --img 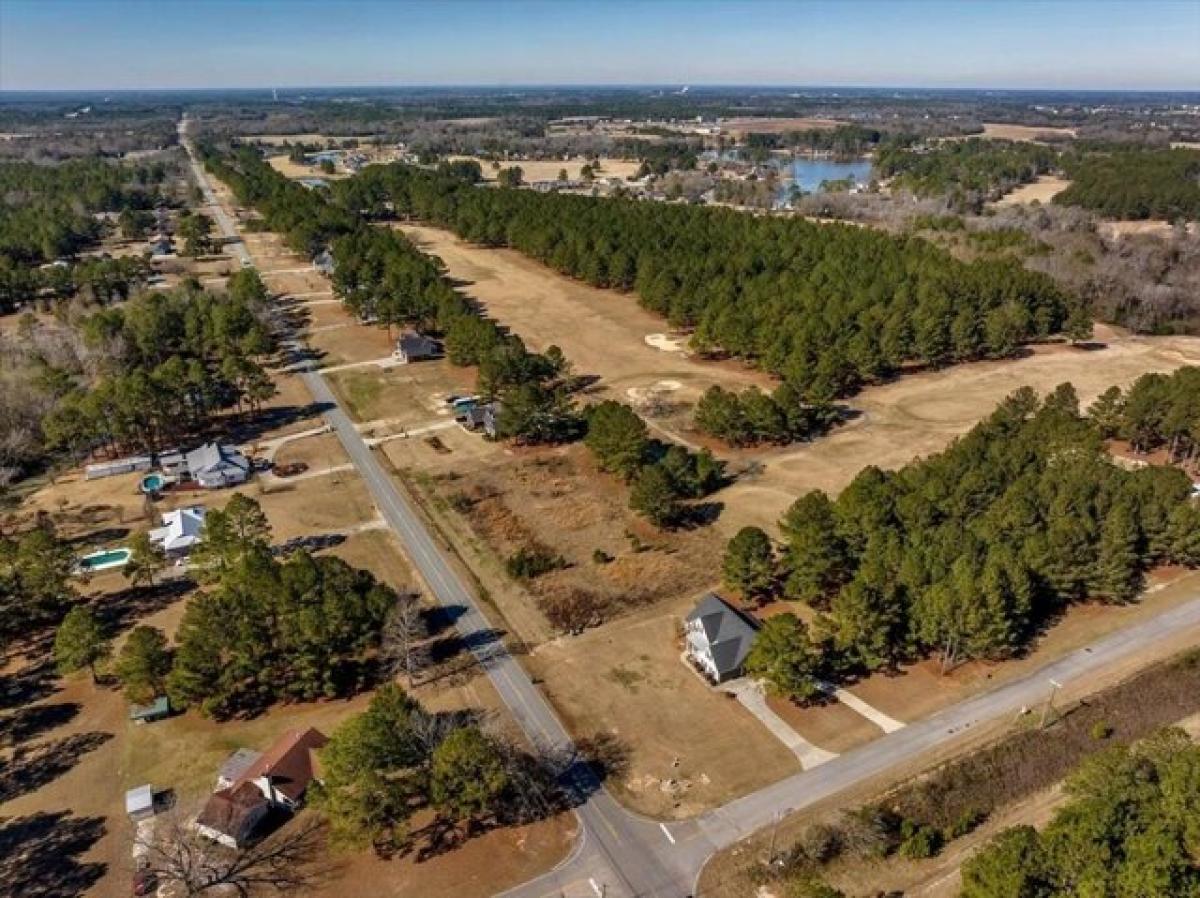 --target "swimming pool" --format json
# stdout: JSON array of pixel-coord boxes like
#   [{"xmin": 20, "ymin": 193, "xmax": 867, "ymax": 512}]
[
  {"xmin": 78, "ymin": 547, "xmax": 132, "ymax": 572},
  {"xmin": 140, "ymin": 473, "xmax": 166, "ymax": 493}
]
